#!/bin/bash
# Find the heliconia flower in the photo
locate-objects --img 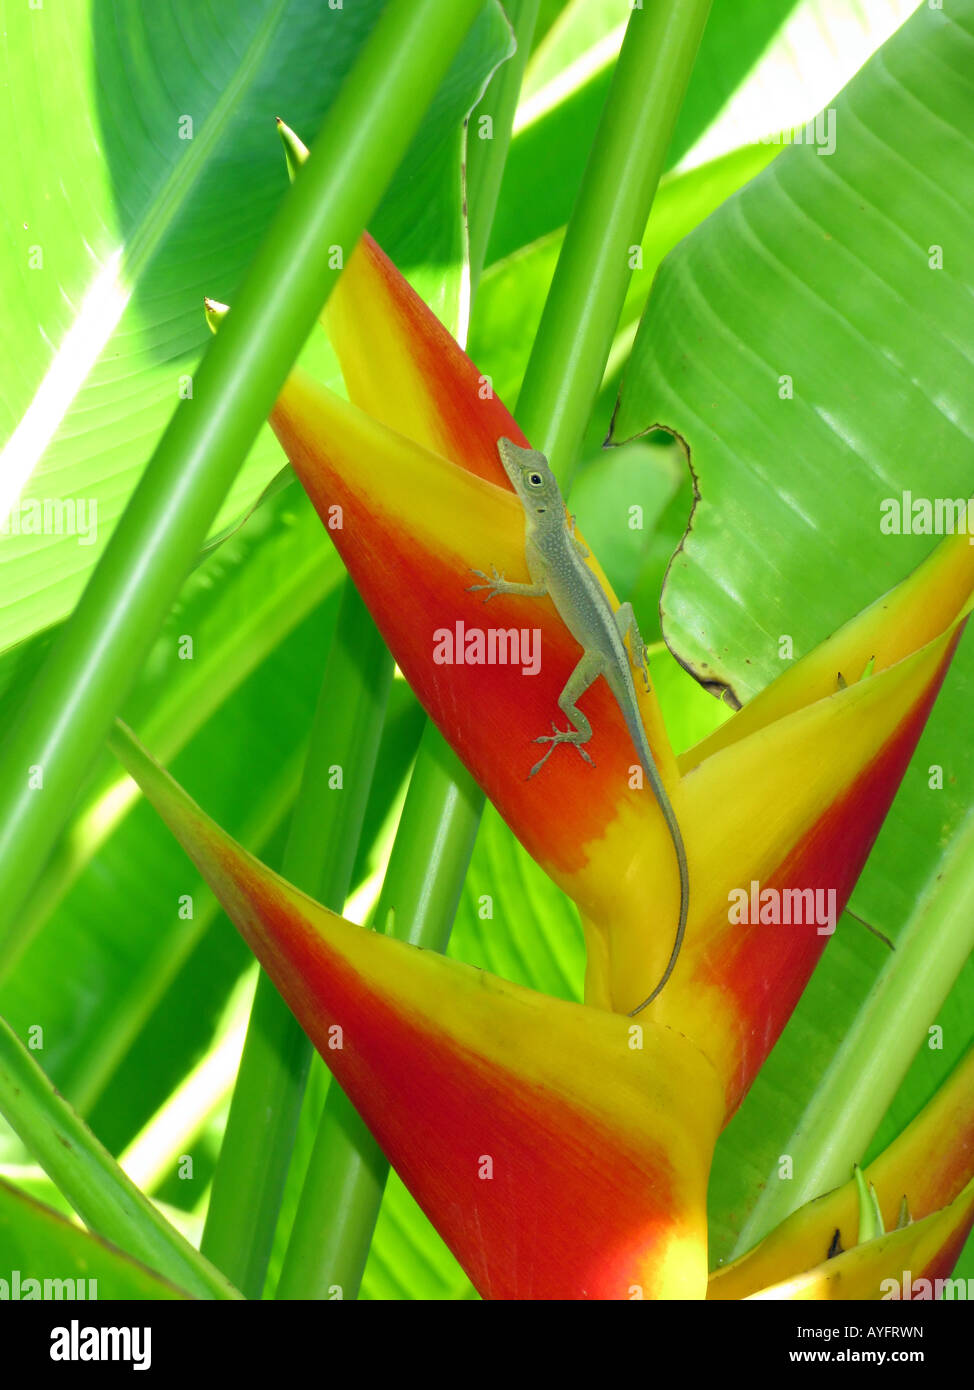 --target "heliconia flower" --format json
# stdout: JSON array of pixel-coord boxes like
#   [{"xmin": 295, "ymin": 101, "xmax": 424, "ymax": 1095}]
[
  {"xmin": 710, "ymin": 1044, "xmax": 974, "ymax": 1300},
  {"xmin": 654, "ymin": 532, "xmax": 973, "ymax": 1113},
  {"xmin": 109, "ymin": 722, "xmax": 724, "ymax": 1301},
  {"xmin": 747, "ymin": 1180, "xmax": 974, "ymax": 1300},
  {"xmin": 245, "ymin": 209, "xmax": 974, "ymax": 1121}
]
